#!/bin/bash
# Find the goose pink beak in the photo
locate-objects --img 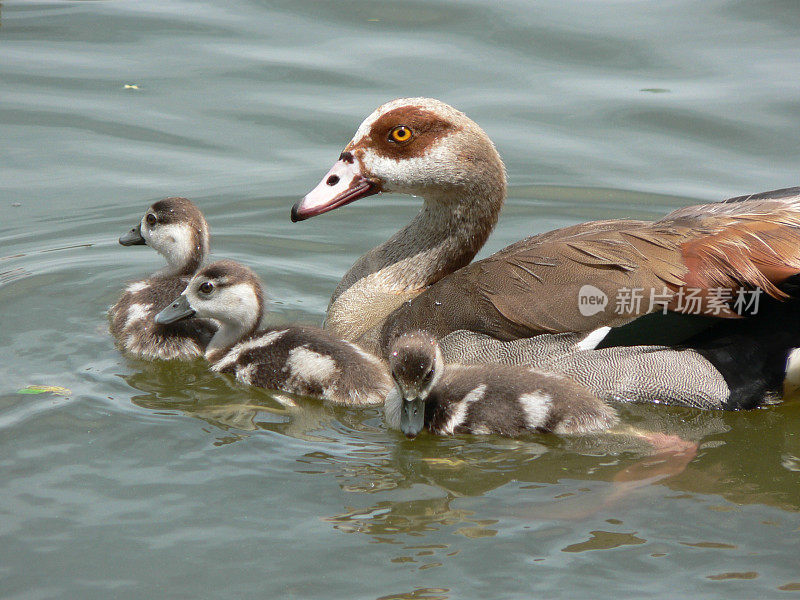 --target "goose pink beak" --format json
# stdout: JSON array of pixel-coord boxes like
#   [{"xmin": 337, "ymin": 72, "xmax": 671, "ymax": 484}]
[{"xmin": 291, "ymin": 153, "xmax": 380, "ymax": 222}]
